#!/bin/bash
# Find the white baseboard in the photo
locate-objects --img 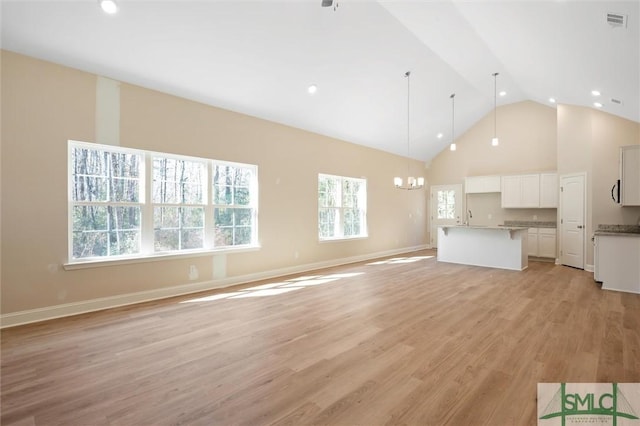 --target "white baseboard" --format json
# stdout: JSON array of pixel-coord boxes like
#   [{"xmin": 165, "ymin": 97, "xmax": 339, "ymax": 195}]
[
  {"xmin": 1, "ymin": 245, "xmax": 428, "ymax": 328},
  {"xmin": 585, "ymin": 264, "xmax": 594, "ymax": 273}
]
